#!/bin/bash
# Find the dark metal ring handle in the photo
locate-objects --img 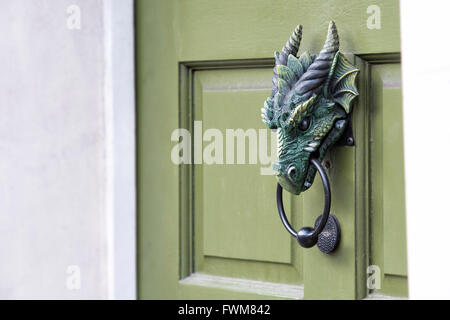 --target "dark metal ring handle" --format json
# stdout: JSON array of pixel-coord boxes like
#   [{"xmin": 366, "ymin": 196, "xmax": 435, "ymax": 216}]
[{"xmin": 276, "ymin": 158, "xmax": 340, "ymax": 253}]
